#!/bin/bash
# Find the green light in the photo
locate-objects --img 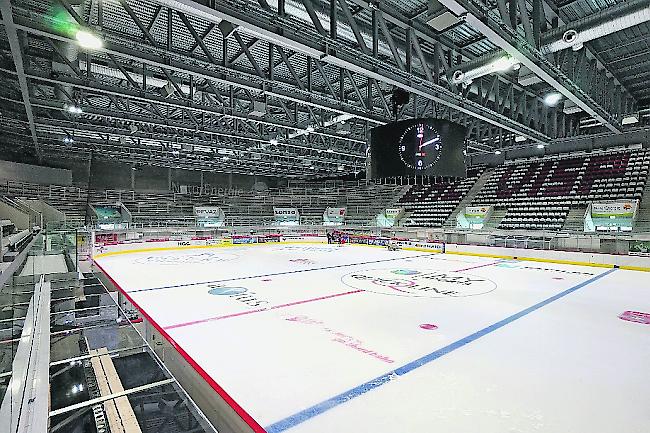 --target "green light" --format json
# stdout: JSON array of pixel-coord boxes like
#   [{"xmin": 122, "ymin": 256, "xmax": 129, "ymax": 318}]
[{"xmin": 49, "ymin": 5, "xmax": 78, "ymax": 37}]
